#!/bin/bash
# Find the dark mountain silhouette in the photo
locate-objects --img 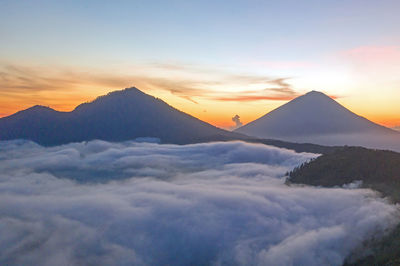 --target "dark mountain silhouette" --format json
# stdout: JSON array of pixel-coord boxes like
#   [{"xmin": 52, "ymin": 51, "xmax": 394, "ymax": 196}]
[
  {"xmin": 236, "ymin": 91, "xmax": 400, "ymax": 151},
  {"xmin": 0, "ymin": 87, "xmax": 246, "ymax": 146}
]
